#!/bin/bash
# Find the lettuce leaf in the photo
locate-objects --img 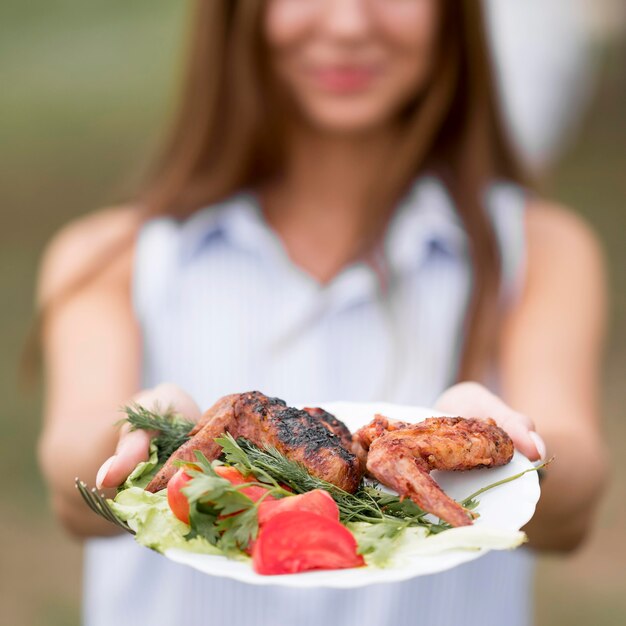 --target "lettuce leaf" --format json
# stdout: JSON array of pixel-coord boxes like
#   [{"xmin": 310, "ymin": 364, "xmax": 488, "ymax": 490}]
[
  {"xmin": 109, "ymin": 486, "xmax": 221, "ymax": 556},
  {"xmin": 110, "ymin": 439, "xmax": 528, "ymax": 568},
  {"xmin": 121, "ymin": 441, "xmax": 160, "ymax": 490},
  {"xmin": 349, "ymin": 521, "xmax": 526, "ymax": 568},
  {"xmin": 397, "ymin": 525, "xmax": 527, "ymax": 558}
]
